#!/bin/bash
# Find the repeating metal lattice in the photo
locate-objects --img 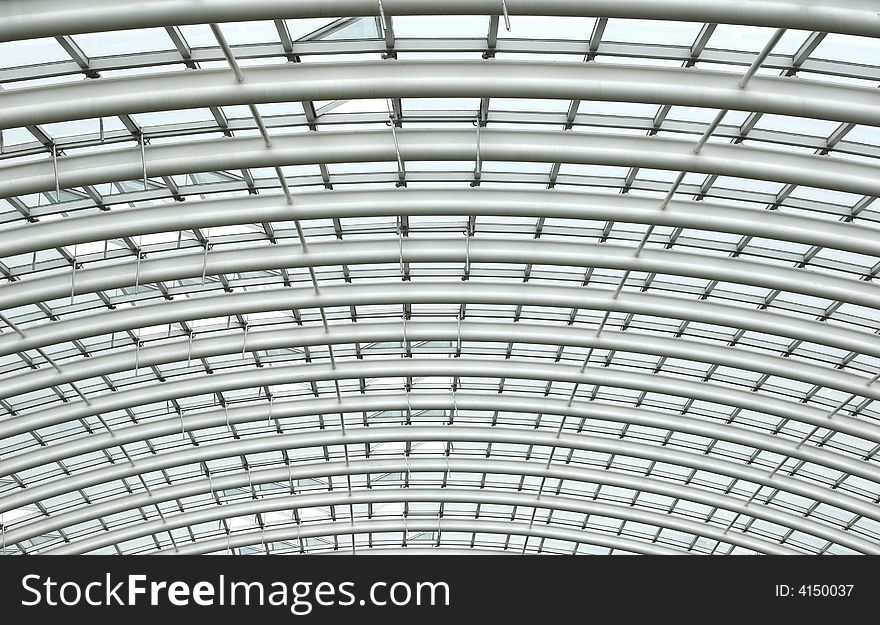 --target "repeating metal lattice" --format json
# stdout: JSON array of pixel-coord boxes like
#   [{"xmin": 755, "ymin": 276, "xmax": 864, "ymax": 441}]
[{"xmin": 0, "ymin": 0, "xmax": 879, "ymax": 556}]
